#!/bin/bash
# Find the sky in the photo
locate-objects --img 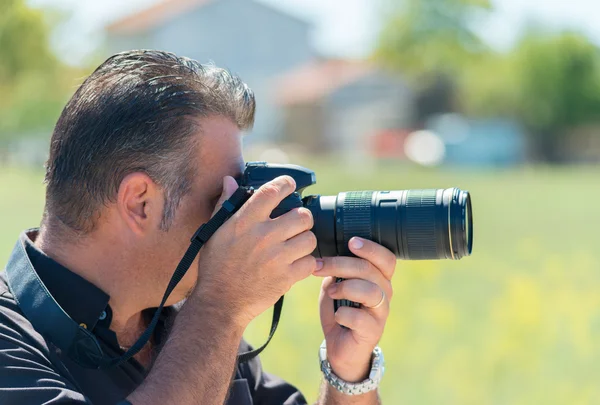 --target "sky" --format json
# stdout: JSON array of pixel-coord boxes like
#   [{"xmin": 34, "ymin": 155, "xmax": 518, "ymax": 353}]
[{"xmin": 28, "ymin": 0, "xmax": 600, "ymax": 66}]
